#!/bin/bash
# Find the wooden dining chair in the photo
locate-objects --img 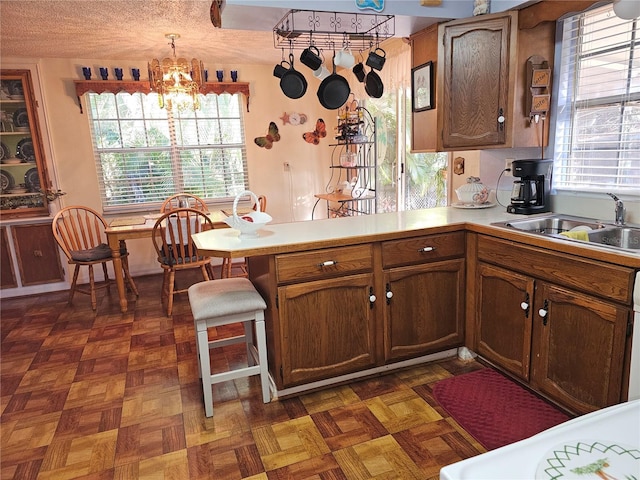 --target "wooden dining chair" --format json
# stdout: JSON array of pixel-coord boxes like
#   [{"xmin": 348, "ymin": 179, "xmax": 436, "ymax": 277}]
[
  {"xmin": 52, "ymin": 205, "xmax": 138, "ymax": 310},
  {"xmin": 151, "ymin": 208, "xmax": 215, "ymax": 316},
  {"xmin": 160, "ymin": 193, "xmax": 208, "ymax": 213},
  {"xmin": 220, "ymin": 194, "xmax": 267, "ymax": 278}
]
